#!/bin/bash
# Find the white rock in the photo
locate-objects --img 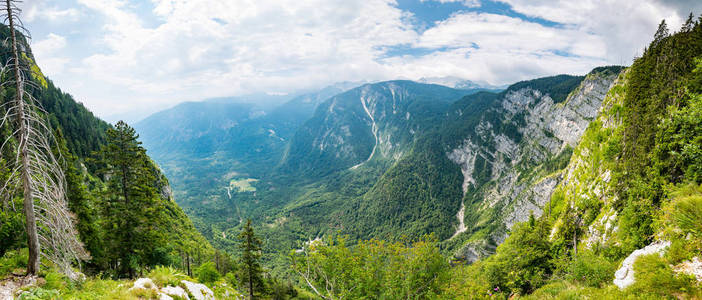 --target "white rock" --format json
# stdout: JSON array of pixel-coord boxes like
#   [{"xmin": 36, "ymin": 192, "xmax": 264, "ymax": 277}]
[
  {"xmin": 674, "ymin": 257, "xmax": 702, "ymax": 282},
  {"xmin": 181, "ymin": 280, "xmax": 215, "ymax": 300},
  {"xmin": 159, "ymin": 293, "xmax": 174, "ymax": 300},
  {"xmin": 129, "ymin": 278, "xmax": 158, "ymax": 291},
  {"xmin": 161, "ymin": 286, "xmax": 190, "ymax": 300},
  {"xmin": 613, "ymin": 240, "xmax": 671, "ymax": 289}
]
